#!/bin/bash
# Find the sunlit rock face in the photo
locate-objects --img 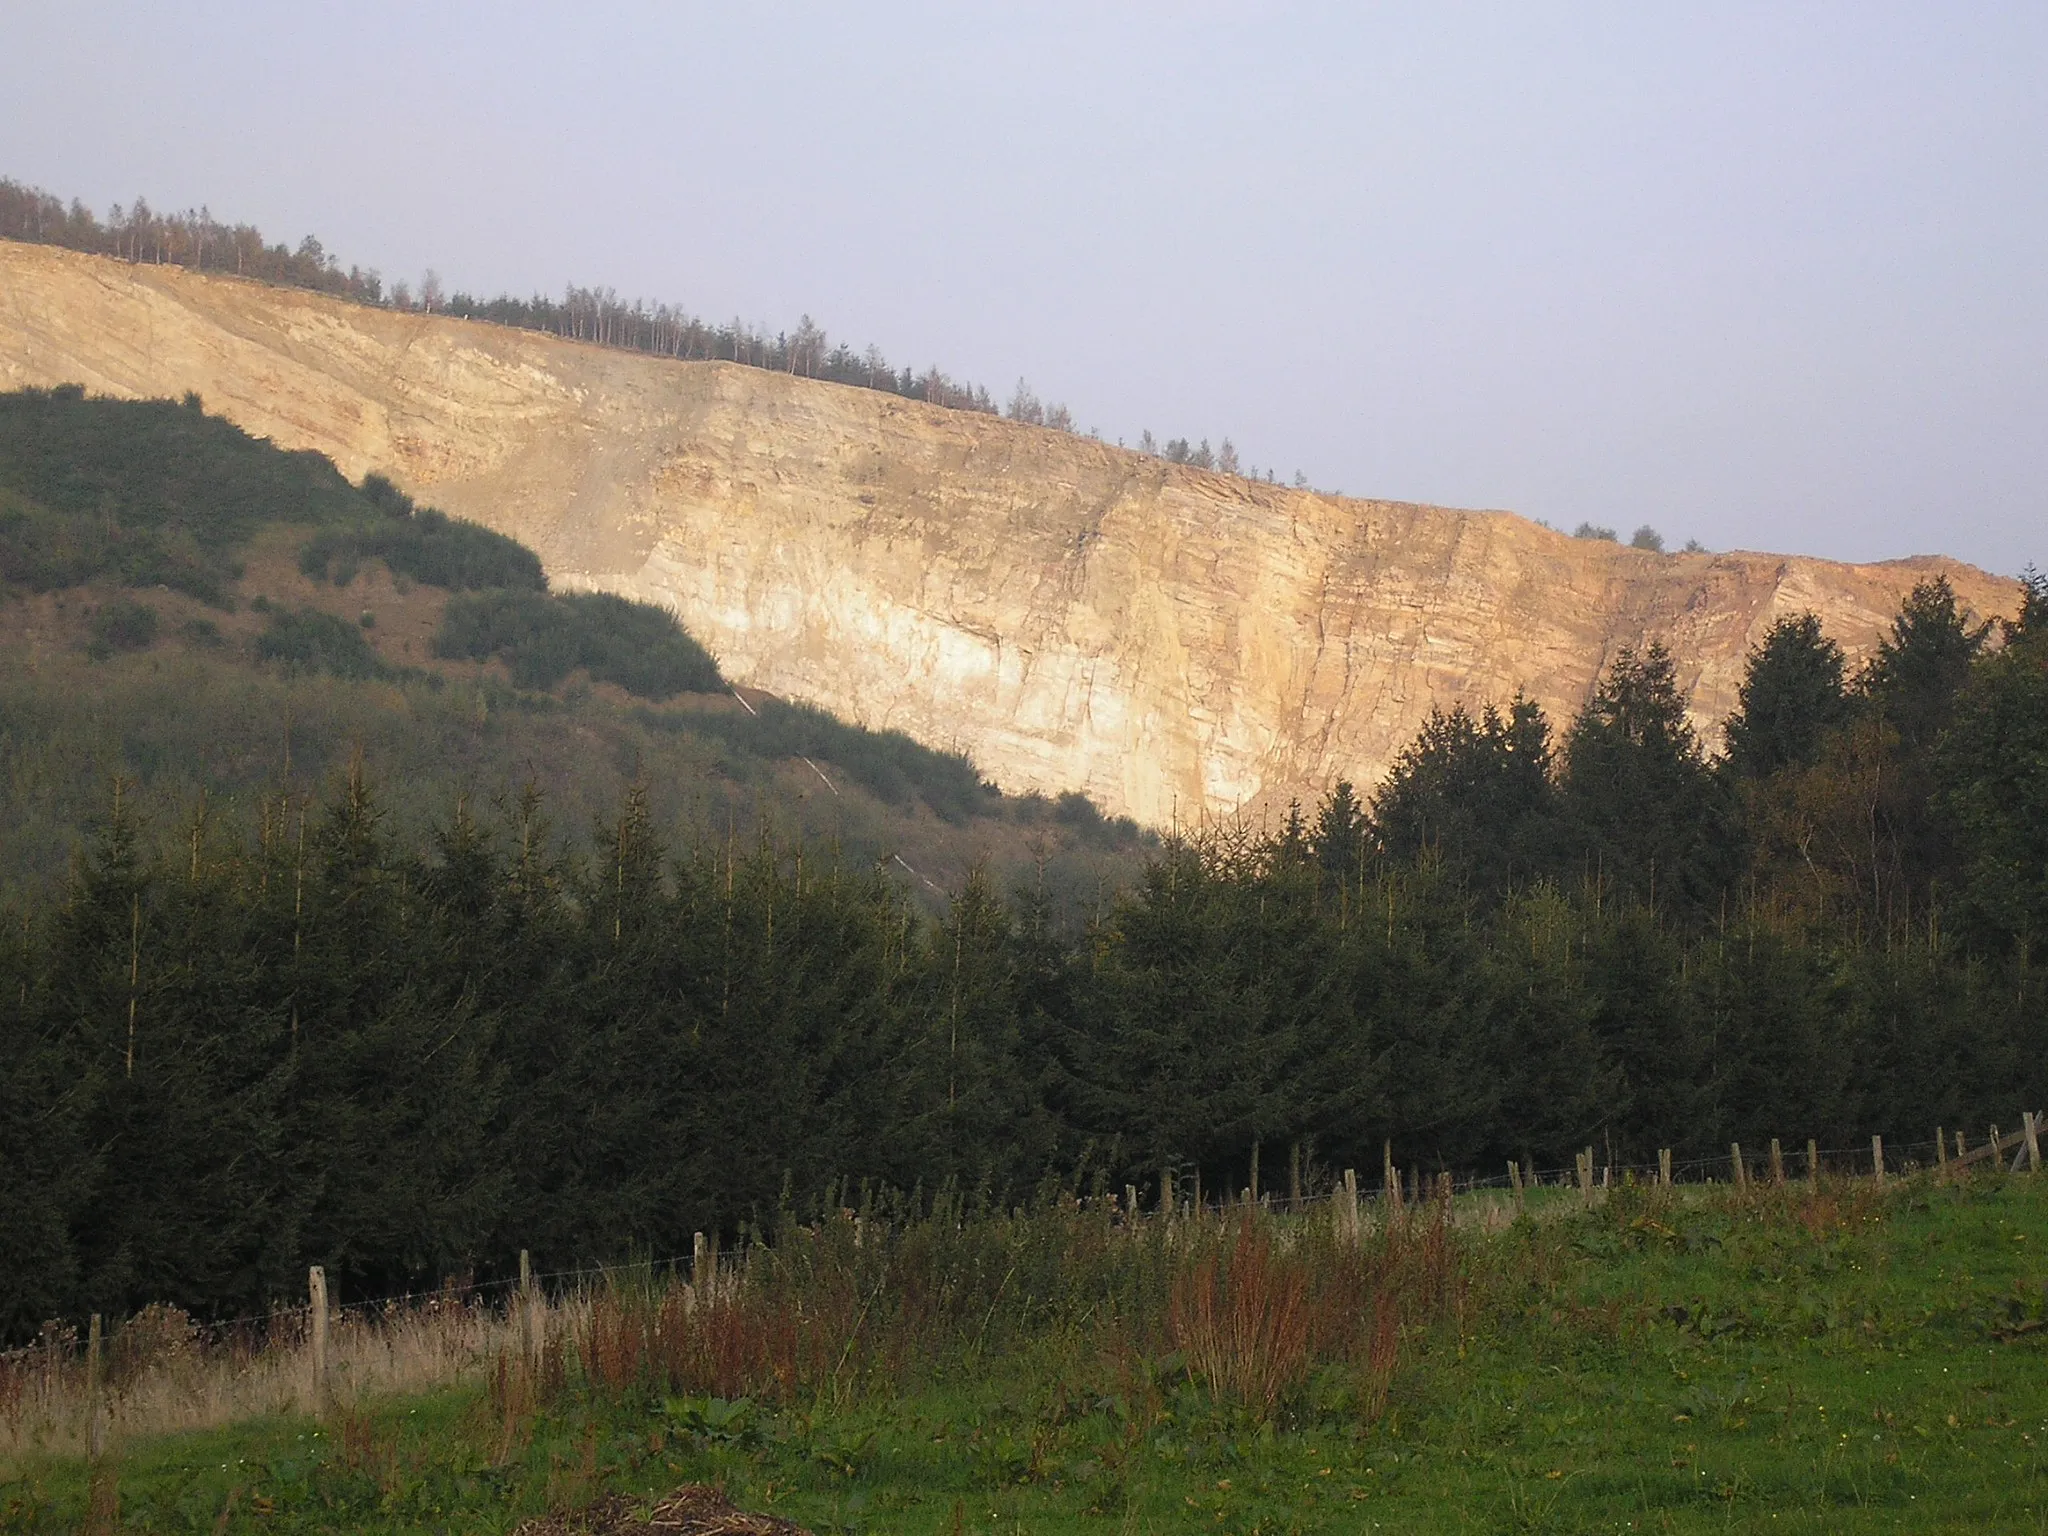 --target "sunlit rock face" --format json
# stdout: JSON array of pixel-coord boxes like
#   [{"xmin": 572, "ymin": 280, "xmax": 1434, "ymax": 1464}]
[{"xmin": 1, "ymin": 240, "xmax": 2019, "ymax": 824}]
